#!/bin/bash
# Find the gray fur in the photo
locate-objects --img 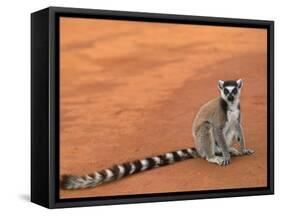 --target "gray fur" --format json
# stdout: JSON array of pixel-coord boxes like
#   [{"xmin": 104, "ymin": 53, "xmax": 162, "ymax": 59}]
[{"xmin": 192, "ymin": 79, "xmax": 254, "ymax": 166}]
